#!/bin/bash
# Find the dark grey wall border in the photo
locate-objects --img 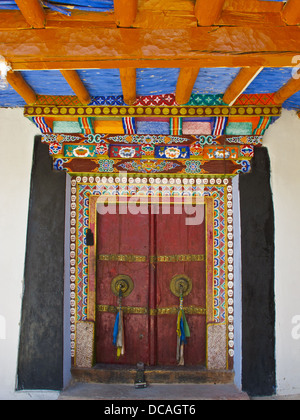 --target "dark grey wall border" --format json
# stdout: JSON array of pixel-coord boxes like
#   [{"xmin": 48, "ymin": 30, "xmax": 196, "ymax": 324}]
[
  {"xmin": 239, "ymin": 147, "xmax": 276, "ymax": 397},
  {"xmin": 17, "ymin": 137, "xmax": 66, "ymax": 391}
]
